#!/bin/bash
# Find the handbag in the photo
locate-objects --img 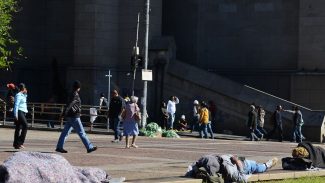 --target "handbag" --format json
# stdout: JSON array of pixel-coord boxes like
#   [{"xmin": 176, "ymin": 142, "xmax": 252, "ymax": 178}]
[{"xmin": 134, "ymin": 104, "xmax": 141, "ymax": 122}]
